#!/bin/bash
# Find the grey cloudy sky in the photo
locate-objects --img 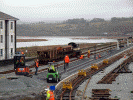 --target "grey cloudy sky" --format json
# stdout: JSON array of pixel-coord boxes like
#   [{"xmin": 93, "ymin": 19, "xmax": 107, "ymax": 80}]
[{"xmin": 0, "ymin": 0, "xmax": 133, "ymax": 22}]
